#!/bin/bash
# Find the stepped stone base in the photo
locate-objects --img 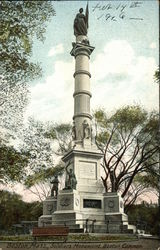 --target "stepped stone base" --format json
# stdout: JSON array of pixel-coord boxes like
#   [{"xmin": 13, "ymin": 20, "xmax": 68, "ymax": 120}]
[
  {"xmin": 52, "ymin": 211, "xmax": 83, "ymax": 226},
  {"xmin": 38, "ymin": 143, "xmax": 135, "ymax": 234},
  {"xmin": 38, "ymin": 196, "xmax": 57, "ymax": 227},
  {"xmin": 38, "ymin": 191, "xmax": 136, "ymax": 234}
]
